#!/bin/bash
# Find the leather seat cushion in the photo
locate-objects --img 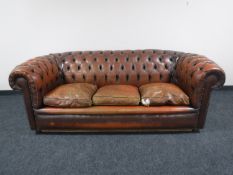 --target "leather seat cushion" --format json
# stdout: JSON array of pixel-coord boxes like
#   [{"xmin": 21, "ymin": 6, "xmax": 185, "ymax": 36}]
[
  {"xmin": 44, "ymin": 83, "xmax": 97, "ymax": 108},
  {"xmin": 92, "ymin": 85, "xmax": 140, "ymax": 106},
  {"xmin": 139, "ymin": 83, "xmax": 190, "ymax": 106}
]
